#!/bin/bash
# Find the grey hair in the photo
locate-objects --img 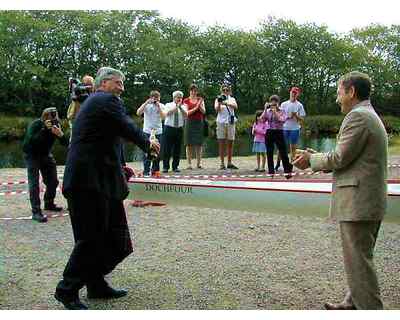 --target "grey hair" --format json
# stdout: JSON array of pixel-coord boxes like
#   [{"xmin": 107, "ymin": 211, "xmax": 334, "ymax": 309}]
[
  {"xmin": 95, "ymin": 67, "xmax": 125, "ymax": 88},
  {"xmin": 172, "ymin": 90, "xmax": 184, "ymax": 99}
]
